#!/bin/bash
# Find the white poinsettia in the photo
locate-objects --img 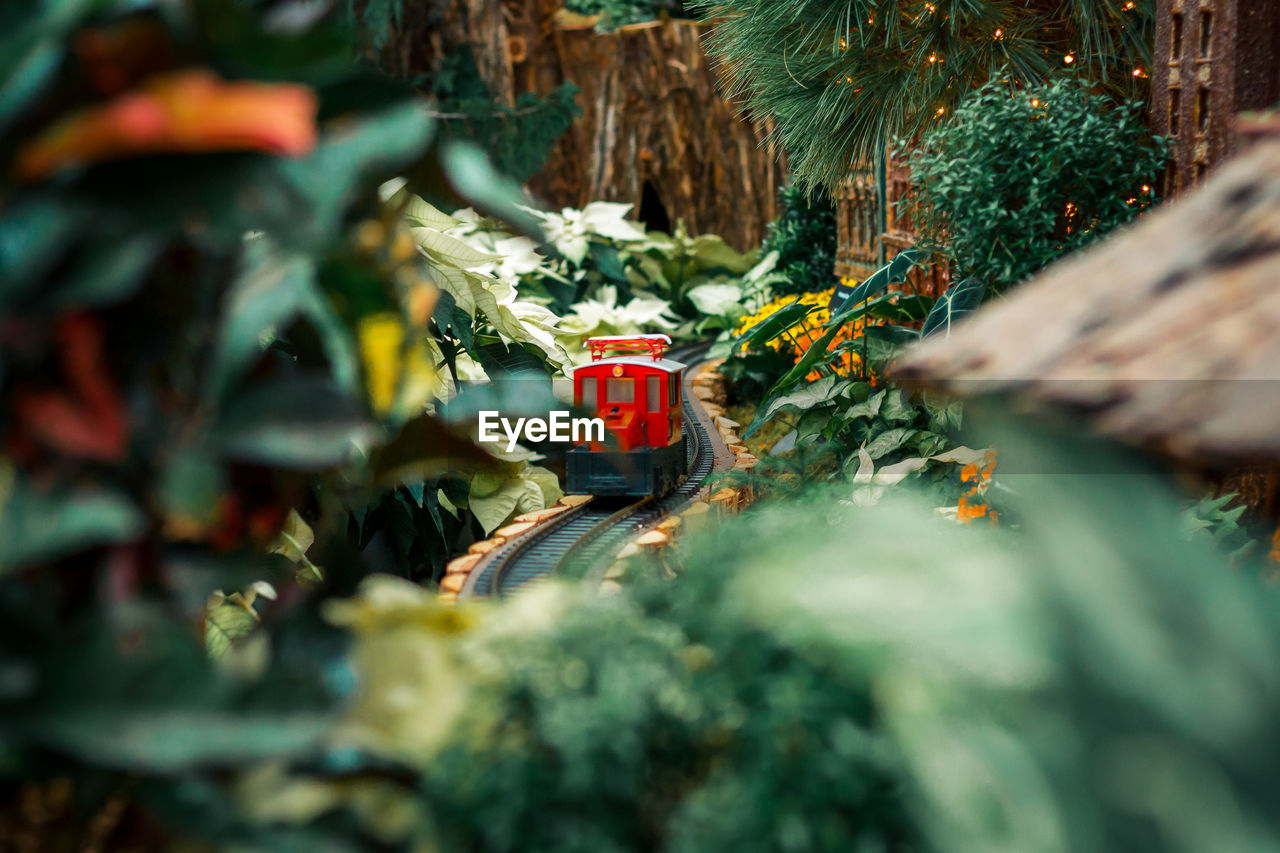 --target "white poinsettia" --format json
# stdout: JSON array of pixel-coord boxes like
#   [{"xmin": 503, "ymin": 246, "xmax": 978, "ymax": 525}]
[
  {"xmin": 521, "ymin": 201, "xmax": 648, "ymax": 266},
  {"xmin": 557, "ymin": 285, "xmax": 680, "ymax": 364},
  {"xmin": 388, "ymin": 191, "xmax": 573, "ymax": 373}
]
